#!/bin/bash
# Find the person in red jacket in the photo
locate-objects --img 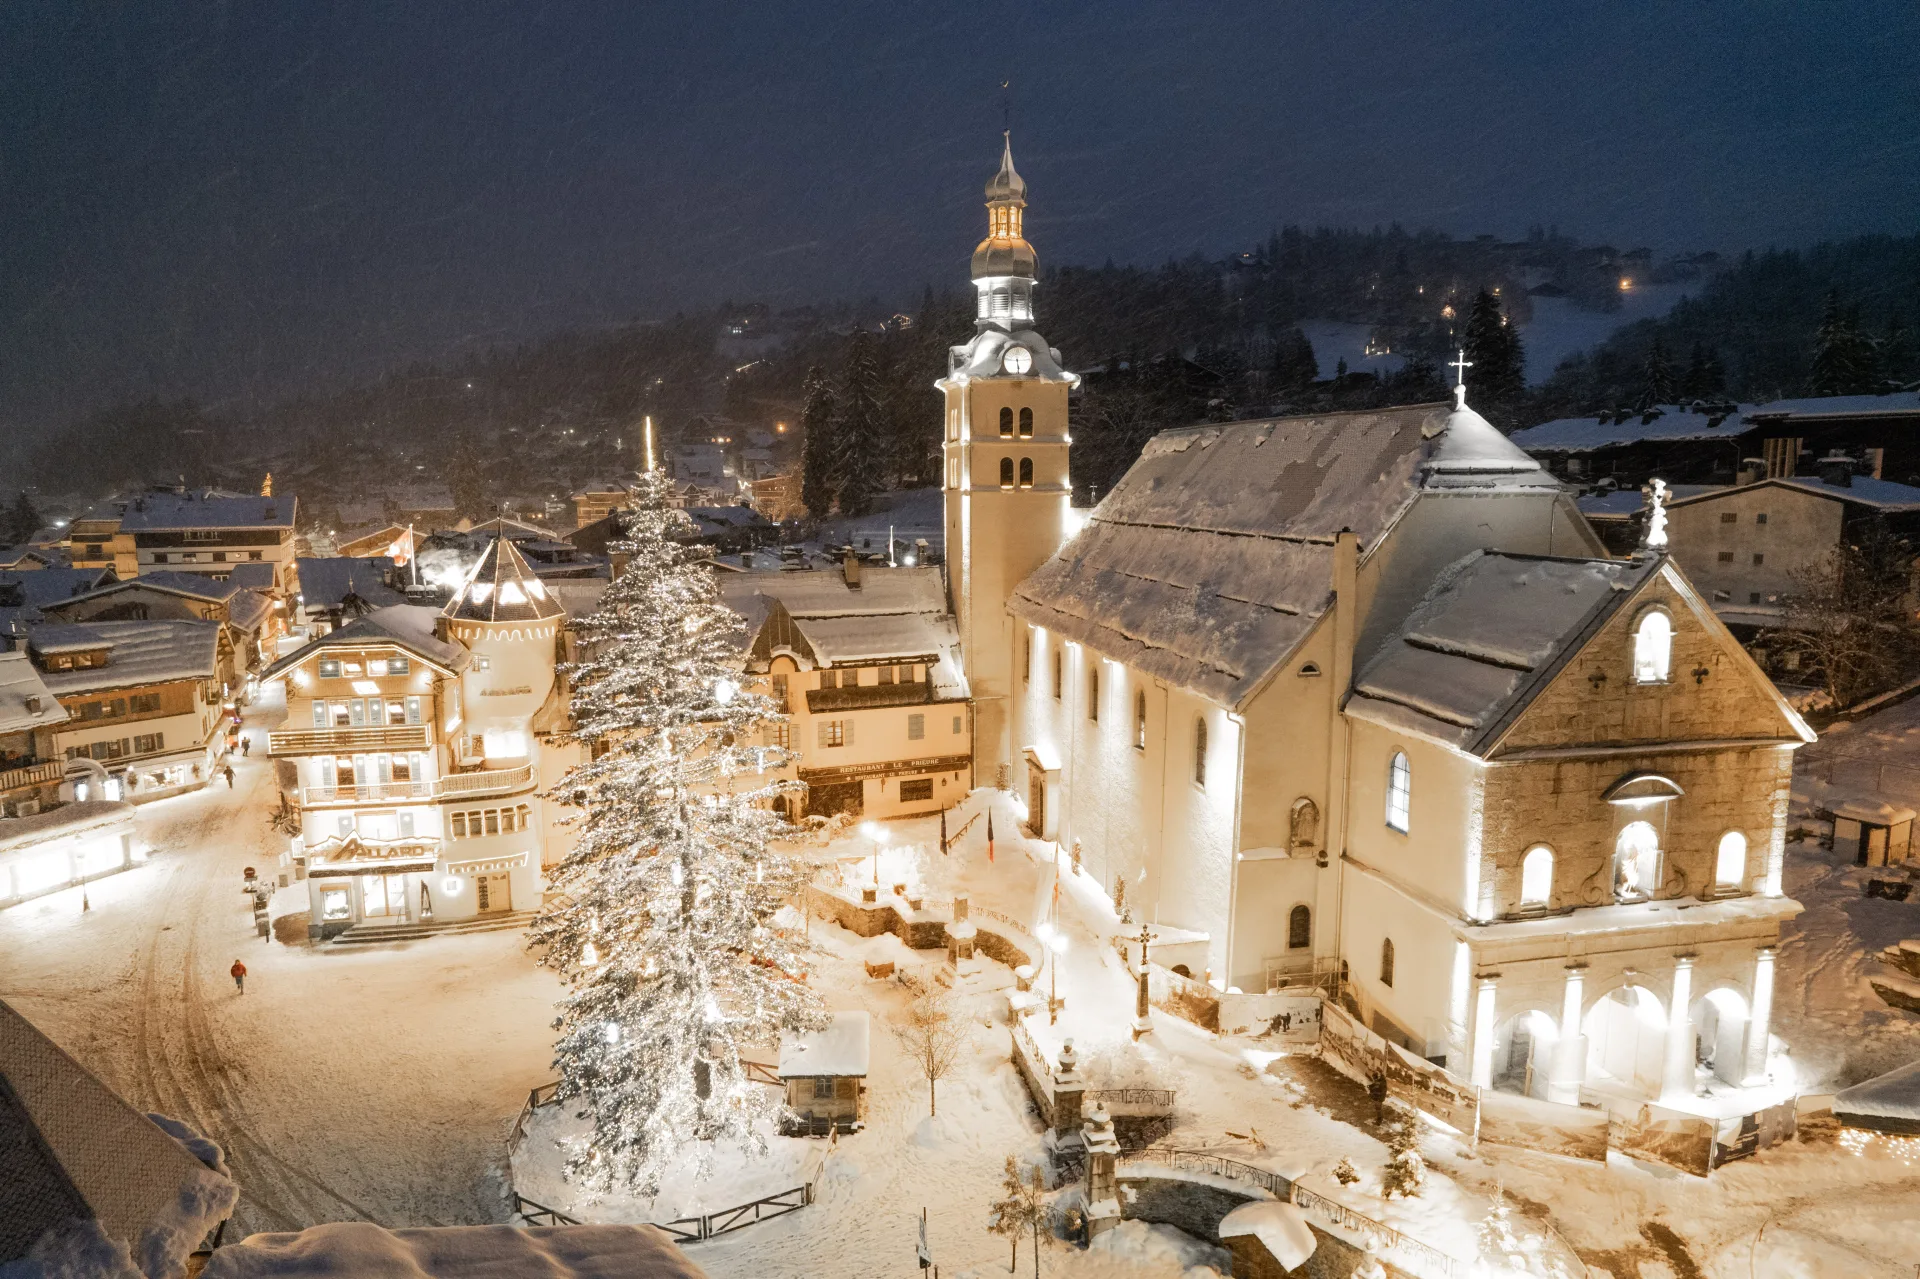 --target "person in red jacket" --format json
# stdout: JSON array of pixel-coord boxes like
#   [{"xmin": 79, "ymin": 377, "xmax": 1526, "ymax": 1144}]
[{"xmin": 230, "ymin": 959, "xmax": 247, "ymax": 994}]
